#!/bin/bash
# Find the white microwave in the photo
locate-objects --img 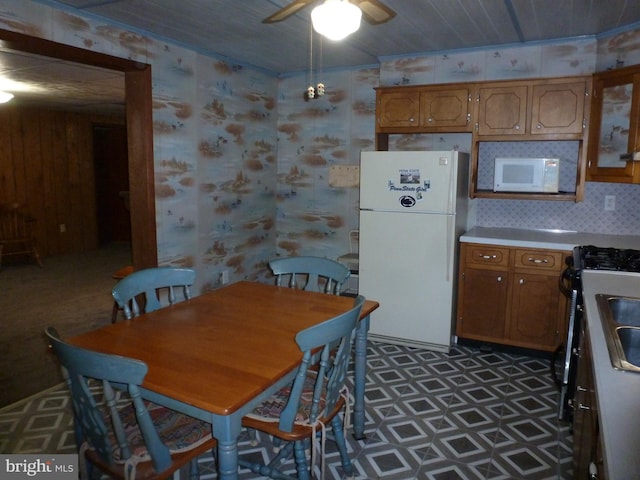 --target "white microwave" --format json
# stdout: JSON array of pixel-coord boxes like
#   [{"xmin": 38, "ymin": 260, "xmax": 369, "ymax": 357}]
[{"xmin": 493, "ymin": 157, "xmax": 560, "ymax": 193}]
